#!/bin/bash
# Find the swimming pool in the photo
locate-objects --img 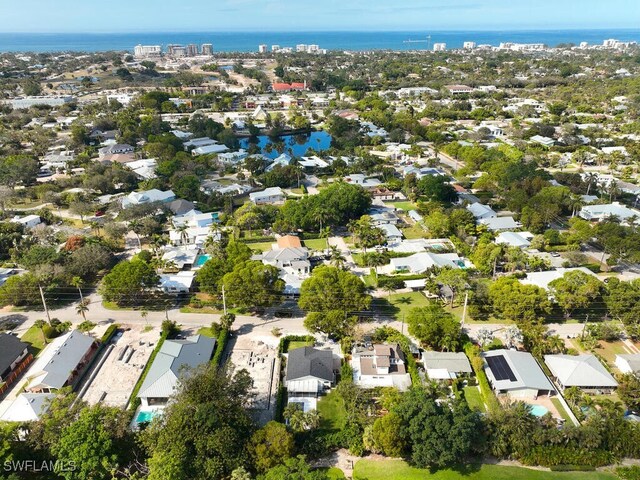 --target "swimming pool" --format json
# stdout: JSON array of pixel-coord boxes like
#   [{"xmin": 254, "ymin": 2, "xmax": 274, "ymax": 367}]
[
  {"xmin": 135, "ymin": 410, "xmax": 158, "ymax": 424},
  {"xmin": 528, "ymin": 404, "xmax": 550, "ymax": 417},
  {"xmin": 194, "ymin": 255, "xmax": 211, "ymax": 268}
]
